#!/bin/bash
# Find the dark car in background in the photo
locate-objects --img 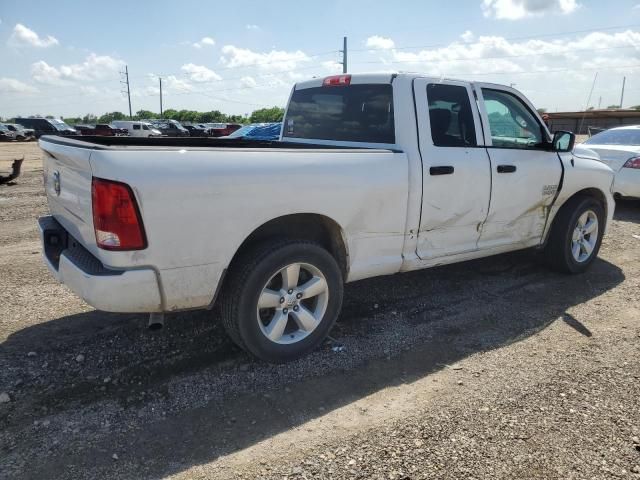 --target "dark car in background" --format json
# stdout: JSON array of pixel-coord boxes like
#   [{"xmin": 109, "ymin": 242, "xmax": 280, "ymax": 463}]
[
  {"xmin": 75, "ymin": 124, "xmax": 128, "ymax": 136},
  {"xmin": 149, "ymin": 119, "xmax": 190, "ymax": 137},
  {"xmin": 183, "ymin": 124, "xmax": 209, "ymax": 137},
  {"xmin": 5, "ymin": 123, "xmax": 35, "ymax": 141},
  {"xmin": 14, "ymin": 118, "xmax": 76, "ymax": 138}
]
